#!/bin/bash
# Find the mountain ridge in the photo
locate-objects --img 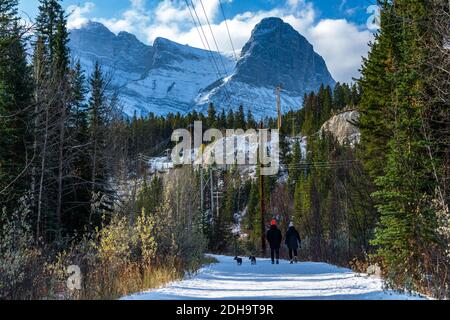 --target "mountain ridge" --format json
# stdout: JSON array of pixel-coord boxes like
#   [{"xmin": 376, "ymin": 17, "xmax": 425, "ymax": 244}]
[{"xmin": 69, "ymin": 18, "xmax": 335, "ymax": 118}]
